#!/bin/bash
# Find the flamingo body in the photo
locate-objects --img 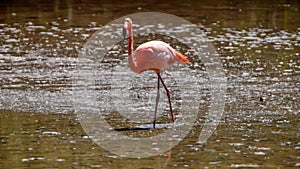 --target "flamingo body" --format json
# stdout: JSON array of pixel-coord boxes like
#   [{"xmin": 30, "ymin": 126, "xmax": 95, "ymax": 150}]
[{"xmin": 135, "ymin": 40, "xmax": 186, "ymax": 73}]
